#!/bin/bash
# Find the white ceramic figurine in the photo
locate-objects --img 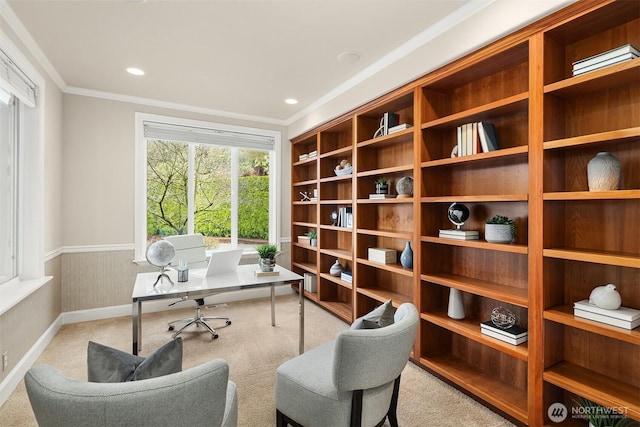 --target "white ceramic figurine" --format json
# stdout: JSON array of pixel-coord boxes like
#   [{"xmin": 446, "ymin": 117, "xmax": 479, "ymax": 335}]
[{"xmin": 589, "ymin": 284, "xmax": 621, "ymax": 310}]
